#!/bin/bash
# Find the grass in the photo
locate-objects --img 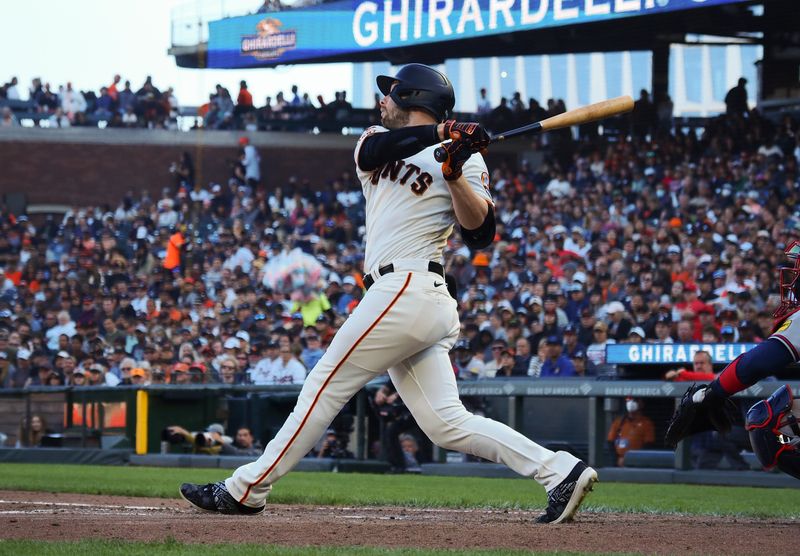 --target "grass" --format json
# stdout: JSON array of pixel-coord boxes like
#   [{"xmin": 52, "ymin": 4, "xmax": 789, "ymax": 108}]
[{"xmin": 0, "ymin": 463, "xmax": 798, "ymax": 518}]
